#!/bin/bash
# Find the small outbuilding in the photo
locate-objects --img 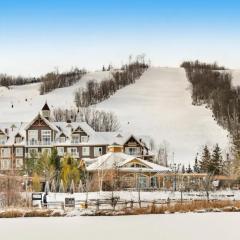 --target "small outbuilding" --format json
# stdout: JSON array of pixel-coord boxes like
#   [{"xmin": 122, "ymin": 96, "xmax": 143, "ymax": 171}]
[{"xmin": 86, "ymin": 144, "xmax": 172, "ymax": 191}]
